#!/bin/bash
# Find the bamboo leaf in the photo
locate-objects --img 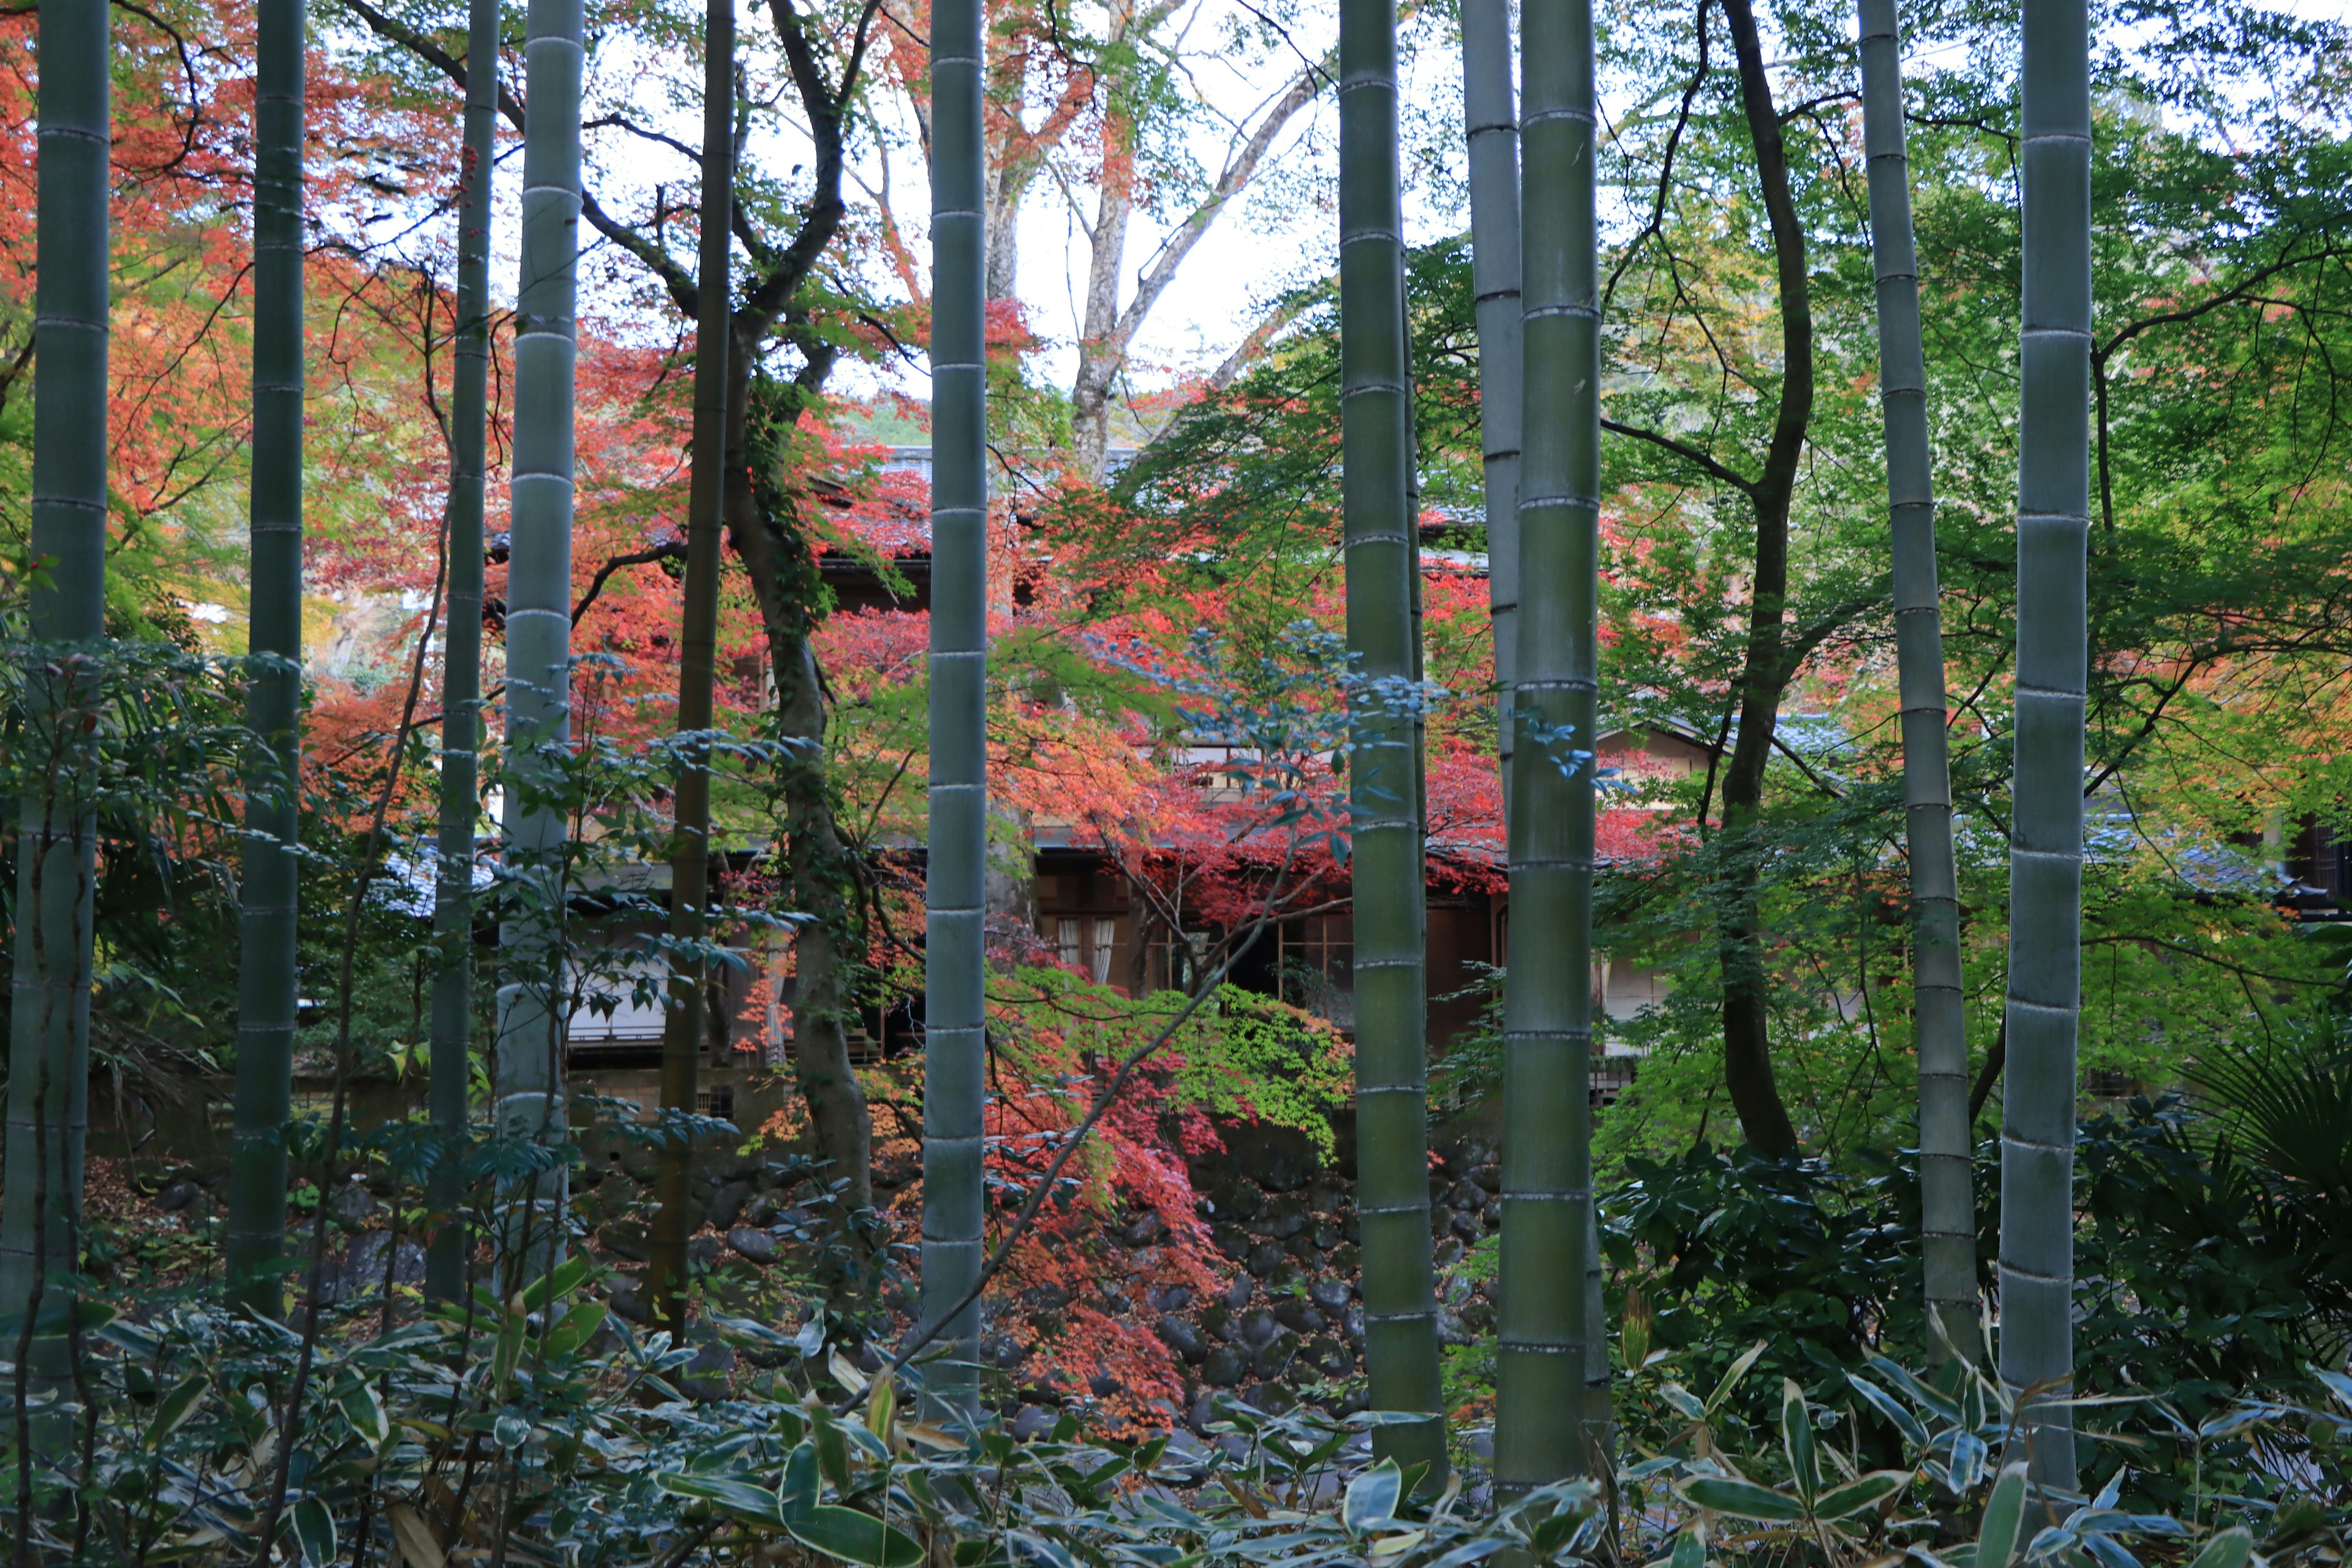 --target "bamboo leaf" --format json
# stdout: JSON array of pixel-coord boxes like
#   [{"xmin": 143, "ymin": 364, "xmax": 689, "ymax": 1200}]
[
  {"xmin": 1344, "ymin": 1460, "xmax": 1403, "ymax": 1534},
  {"xmin": 1661, "ymin": 1384, "xmax": 1708, "ymax": 1422},
  {"xmin": 658, "ymin": 1471, "xmax": 789, "ymax": 1529},
  {"xmin": 781, "ymin": 1440, "xmax": 819, "ymax": 1523},
  {"xmin": 1849, "ymin": 1375, "xmax": 1929, "ymax": 1450},
  {"xmin": 386, "ymin": 1503, "xmax": 447, "ymax": 1568},
  {"xmin": 147, "ymin": 1375, "xmax": 208, "ymax": 1445},
  {"xmin": 1678, "ymin": 1476, "xmax": 1805, "ymax": 1522},
  {"xmin": 292, "ymin": 1496, "xmax": 336, "ymax": 1566},
  {"xmin": 1813, "ymin": 1472, "xmax": 1910, "ymax": 1521},
  {"xmin": 788, "ymin": 1504, "xmax": 925, "ymax": 1567},
  {"xmin": 339, "ymin": 1381, "xmax": 391, "ymax": 1449},
  {"xmin": 1978, "ymin": 1463, "xmax": 2029, "ymax": 1568},
  {"xmin": 545, "ymin": 1300, "xmax": 606, "ymax": 1357},
  {"xmin": 2184, "ymin": 1529, "xmax": 2253, "ymax": 1568},
  {"xmin": 1708, "ymin": 1344, "xmax": 1768, "ymax": 1414},
  {"xmin": 1781, "ymin": 1379, "xmax": 1819, "ymax": 1499}
]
